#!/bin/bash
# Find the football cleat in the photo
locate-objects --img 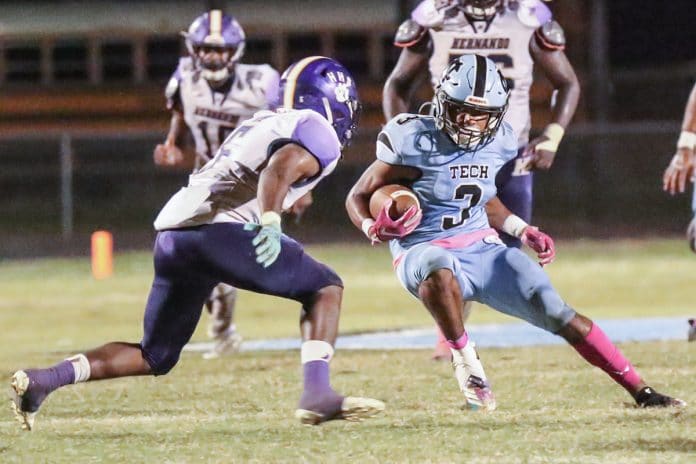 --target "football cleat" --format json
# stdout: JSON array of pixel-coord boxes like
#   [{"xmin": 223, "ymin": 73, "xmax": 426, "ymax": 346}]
[
  {"xmin": 202, "ymin": 330, "xmax": 243, "ymax": 359},
  {"xmin": 452, "ymin": 349, "xmax": 496, "ymax": 411},
  {"xmin": 295, "ymin": 396, "xmax": 385, "ymax": 425},
  {"xmin": 634, "ymin": 386, "xmax": 687, "ymax": 408},
  {"xmin": 687, "ymin": 217, "xmax": 696, "ymax": 253},
  {"xmin": 688, "ymin": 319, "xmax": 696, "ymax": 342},
  {"xmin": 10, "ymin": 371, "xmax": 39, "ymax": 431},
  {"xmin": 459, "ymin": 374, "xmax": 496, "ymax": 412}
]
